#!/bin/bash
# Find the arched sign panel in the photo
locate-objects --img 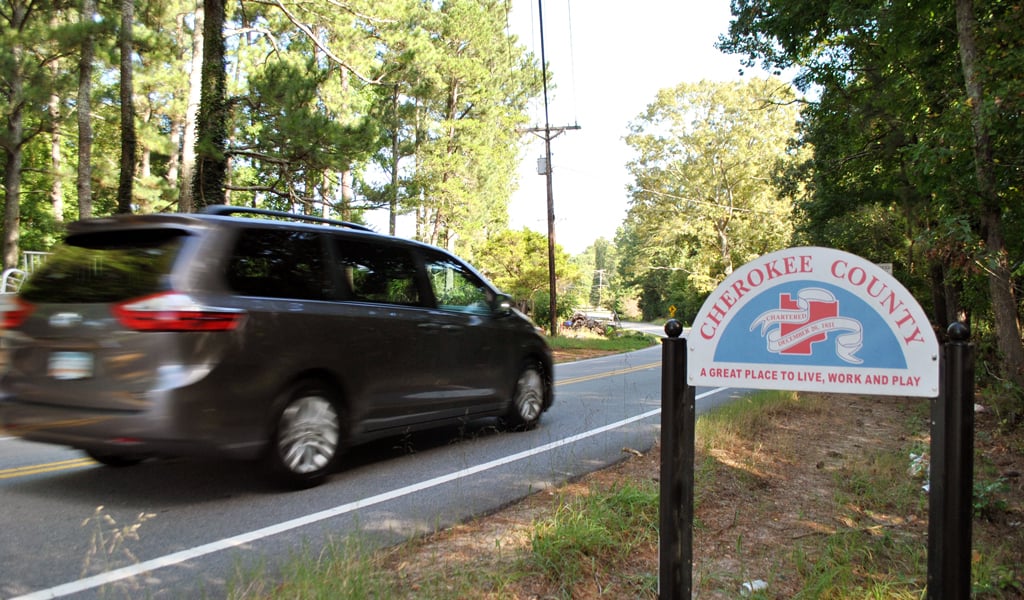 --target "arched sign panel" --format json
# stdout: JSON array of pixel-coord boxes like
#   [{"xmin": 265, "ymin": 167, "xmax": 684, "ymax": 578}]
[{"xmin": 688, "ymin": 247, "xmax": 939, "ymax": 398}]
